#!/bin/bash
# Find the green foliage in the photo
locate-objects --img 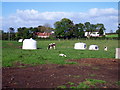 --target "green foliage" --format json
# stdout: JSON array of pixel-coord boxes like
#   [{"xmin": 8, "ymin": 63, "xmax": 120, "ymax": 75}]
[
  {"xmin": 17, "ymin": 27, "xmax": 34, "ymax": 39},
  {"xmin": 74, "ymin": 23, "xmax": 85, "ymax": 38},
  {"xmin": 67, "ymin": 82, "xmax": 75, "ymax": 85},
  {"xmin": 57, "ymin": 79, "xmax": 106, "ymax": 88},
  {"xmin": 54, "ymin": 18, "xmax": 74, "ymax": 39},
  {"xmin": 85, "ymin": 79, "xmax": 106, "ymax": 85},
  {"xmin": 116, "ymin": 81, "xmax": 120, "ymax": 86},
  {"xmin": 77, "ymin": 79, "xmax": 106, "ymax": 88},
  {"xmin": 77, "ymin": 82, "xmax": 90, "ymax": 88},
  {"xmin": 116, "ymin": 29, "xmax": 120, "ymax": 35},
  {"xmin": 54, "ymin": 18, "xmax": 106, "ymax": 39},
  {"xmin": 57, "ymin": 85, "xmax": 66, "ymax": 88},
  {"xmin": 99, "ymin": 28, "xmax": 104, "ymax": 36}
]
